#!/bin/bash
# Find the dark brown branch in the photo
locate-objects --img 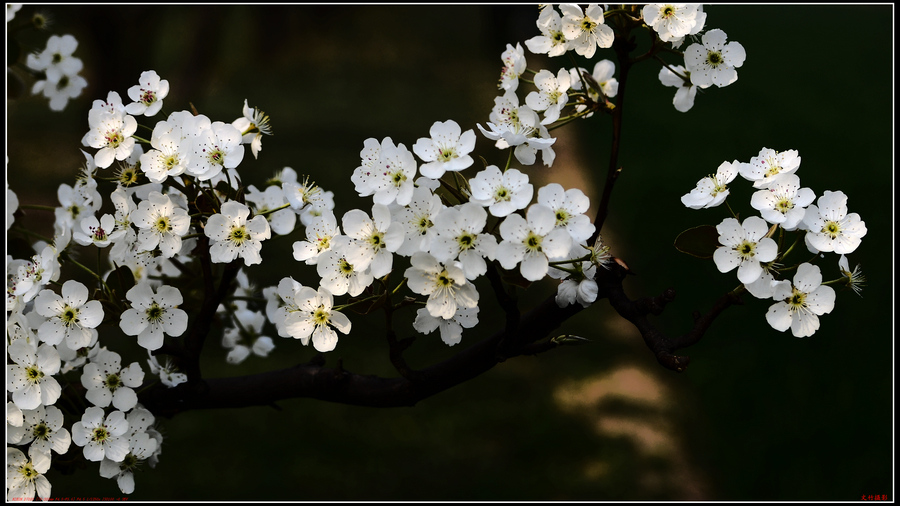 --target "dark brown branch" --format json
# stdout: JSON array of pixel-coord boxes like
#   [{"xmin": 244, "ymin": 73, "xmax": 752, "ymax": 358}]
[
  {"xmin": 139, "ymin": 284, "xmax": 584, "ymax": 415},
  {"xmin": 590, "ymin": 30, "xmax": 637, "ymax": 243},
  {"xmin": 596, "ymin": 265, "xmax": 742, "ymax": 372}
]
